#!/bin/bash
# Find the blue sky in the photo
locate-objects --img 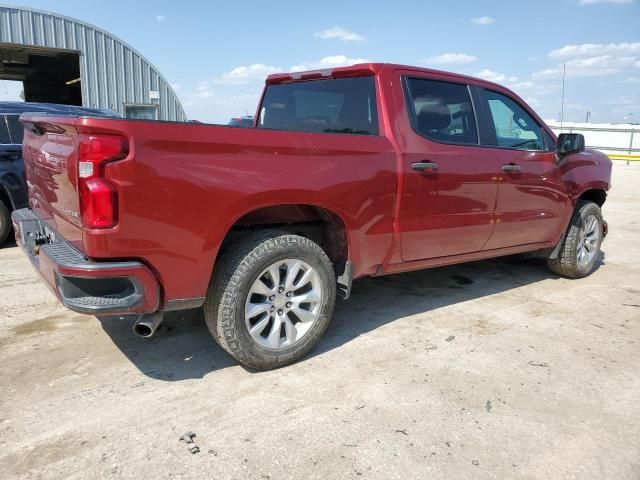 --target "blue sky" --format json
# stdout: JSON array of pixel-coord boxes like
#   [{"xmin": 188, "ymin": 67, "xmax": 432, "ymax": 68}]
[{"xmin": 1, "ymin": 0, "xmax": 639, "ymax": 124}]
